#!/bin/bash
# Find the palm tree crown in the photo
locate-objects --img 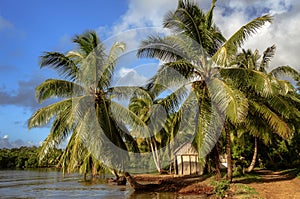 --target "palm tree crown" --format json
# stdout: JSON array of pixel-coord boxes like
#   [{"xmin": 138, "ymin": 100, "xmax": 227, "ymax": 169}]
[{"xmin": 28, "ymin": 31, "xmax": 139, "ymax": 174}]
